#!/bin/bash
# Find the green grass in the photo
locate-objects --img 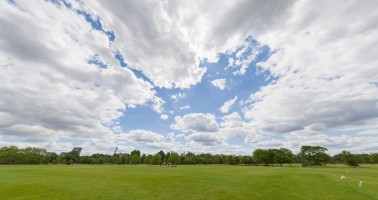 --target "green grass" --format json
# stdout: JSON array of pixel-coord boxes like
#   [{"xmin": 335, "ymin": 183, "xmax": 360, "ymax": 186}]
[{"xmin": 0, "ymin": 164, "xmax": 377, "ymax": 200}]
